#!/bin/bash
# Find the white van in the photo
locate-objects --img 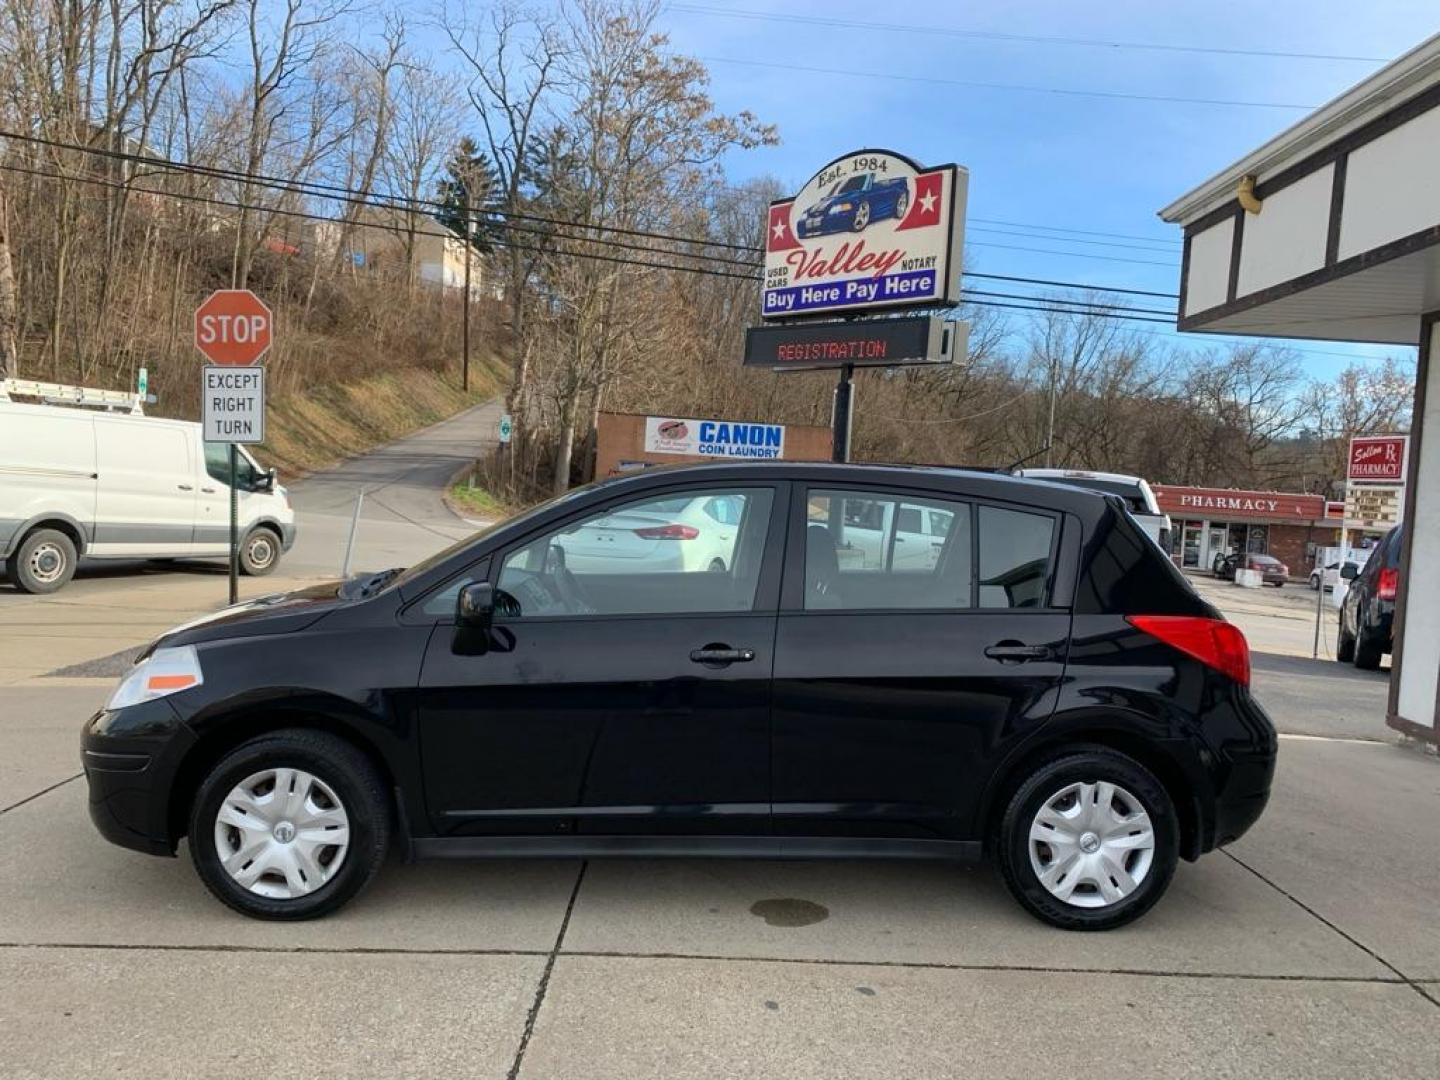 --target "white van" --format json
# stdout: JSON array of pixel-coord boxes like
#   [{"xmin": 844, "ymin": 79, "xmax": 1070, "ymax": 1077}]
[
  {"xmin": 1017, "ymin": 468, "xmax": 1172, "ymax": 551},
  {"xmin": 1, "ymin": 380, "xmax": 295, "ymax": 593}
]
